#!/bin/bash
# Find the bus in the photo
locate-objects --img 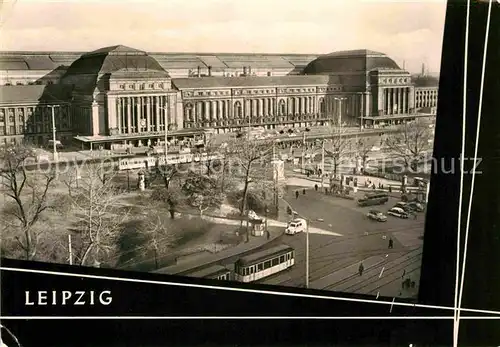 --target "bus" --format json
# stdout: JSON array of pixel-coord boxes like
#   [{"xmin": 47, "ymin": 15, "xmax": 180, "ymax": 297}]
[
  {"xmin": 357, "ymin": 192, "xmax": 389, "ymax": 207},
  {"xmin": 234, "ymin": 244, "xmax": 295, "ymax": 283}
]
